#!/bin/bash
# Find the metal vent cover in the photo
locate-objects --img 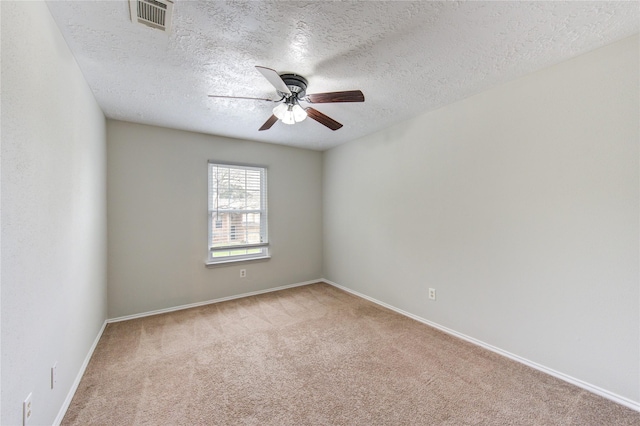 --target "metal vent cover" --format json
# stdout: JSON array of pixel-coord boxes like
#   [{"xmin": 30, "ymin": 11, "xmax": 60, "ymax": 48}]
[{"xmin": 129, "ymin": 0, "xmax": 173, "ymax": 32}]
